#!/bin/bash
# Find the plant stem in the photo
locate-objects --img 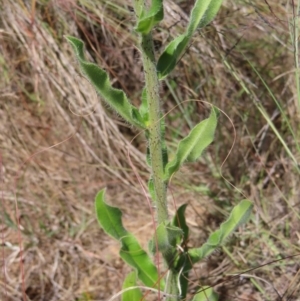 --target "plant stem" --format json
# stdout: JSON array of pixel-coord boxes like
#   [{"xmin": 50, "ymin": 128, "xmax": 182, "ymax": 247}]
[
  {"xmin": 140, "ymin": 32, "xmax": 168, "ymax": 224},
  {"xmin": 165, "ymin": 271, "xmax": 180, "ymax": 301},
  {"xmin": 140, "ymin": 31, "xmax": 180, "ymax": 301}
]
